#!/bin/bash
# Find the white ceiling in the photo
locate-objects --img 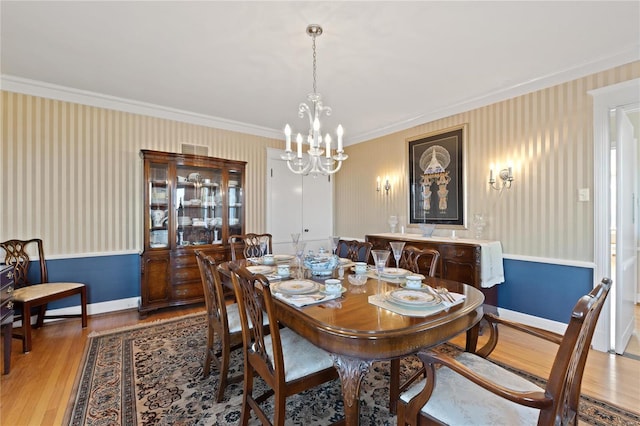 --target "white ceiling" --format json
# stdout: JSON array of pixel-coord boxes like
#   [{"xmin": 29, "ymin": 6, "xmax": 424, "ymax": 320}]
[{"xmin": 2, "ymin": 1, "xmax": 639, "ymax": 145}]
